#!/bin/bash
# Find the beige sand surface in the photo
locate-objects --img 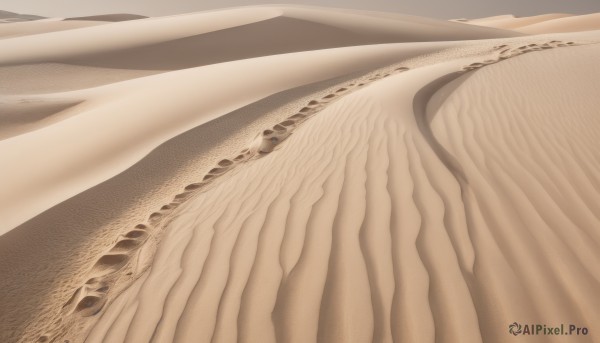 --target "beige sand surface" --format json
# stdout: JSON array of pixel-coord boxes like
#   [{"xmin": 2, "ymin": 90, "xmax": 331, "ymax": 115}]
[
  {"xmin": 0, "ymin": 5, "xmax": 599, "ymax": 343},
  {"xmin": 462, "ymin": 13, "xmax": 572, "ymax": 30},
  {"xmin": 0, "ymin": 19, "xmax": 104, "ymax": 39},
  {"xmin": 0, "ymin": 6, "xmax": 518, "ymax": 70},
  {"xmin": 463, "ymin": 12, "xmax": 600, "ymax": 34},
  {"xmin": 80, "ymin": 40, "xmax": 600, "ymax": 343},
  {"xmin": 518, "ymin": 13, "xmax": 600, "ymax": 34},
  {"xmin": 0, "ymin": 63, "xmax": 160, "ymax": 95}
]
